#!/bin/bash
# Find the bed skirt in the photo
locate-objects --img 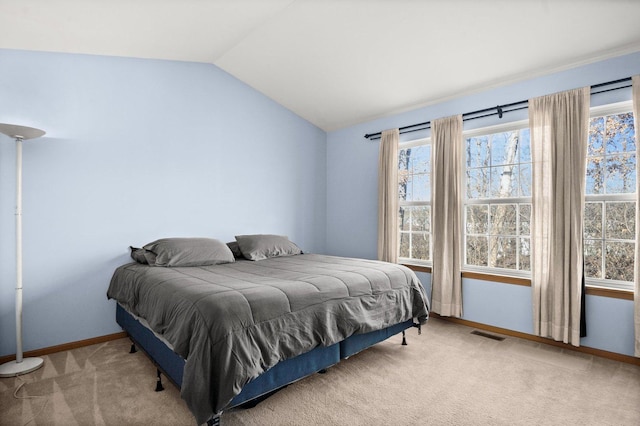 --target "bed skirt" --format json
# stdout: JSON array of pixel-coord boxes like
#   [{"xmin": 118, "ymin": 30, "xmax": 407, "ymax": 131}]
[{"xmin": 116, "ymin": 303, "xmax": 413, "ymax": 412}]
